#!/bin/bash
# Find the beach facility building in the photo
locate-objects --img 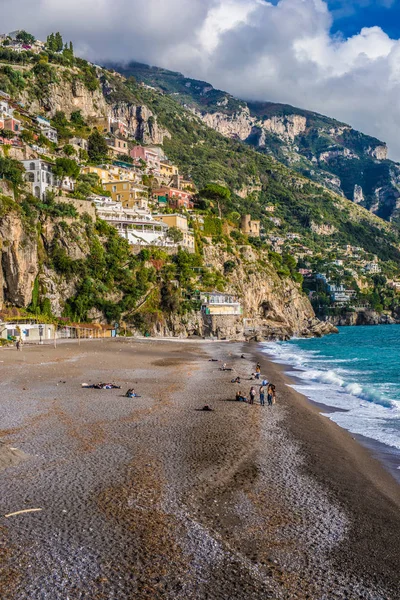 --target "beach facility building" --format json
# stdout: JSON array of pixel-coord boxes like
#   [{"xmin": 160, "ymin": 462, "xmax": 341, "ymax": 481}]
[
  {"xmin": 0, "ymin": 321, "xmax": 55, "ymax": 343},
  {"xmin": 200, "ymin": 292, "xmax": 242, "ymax": 316}
]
